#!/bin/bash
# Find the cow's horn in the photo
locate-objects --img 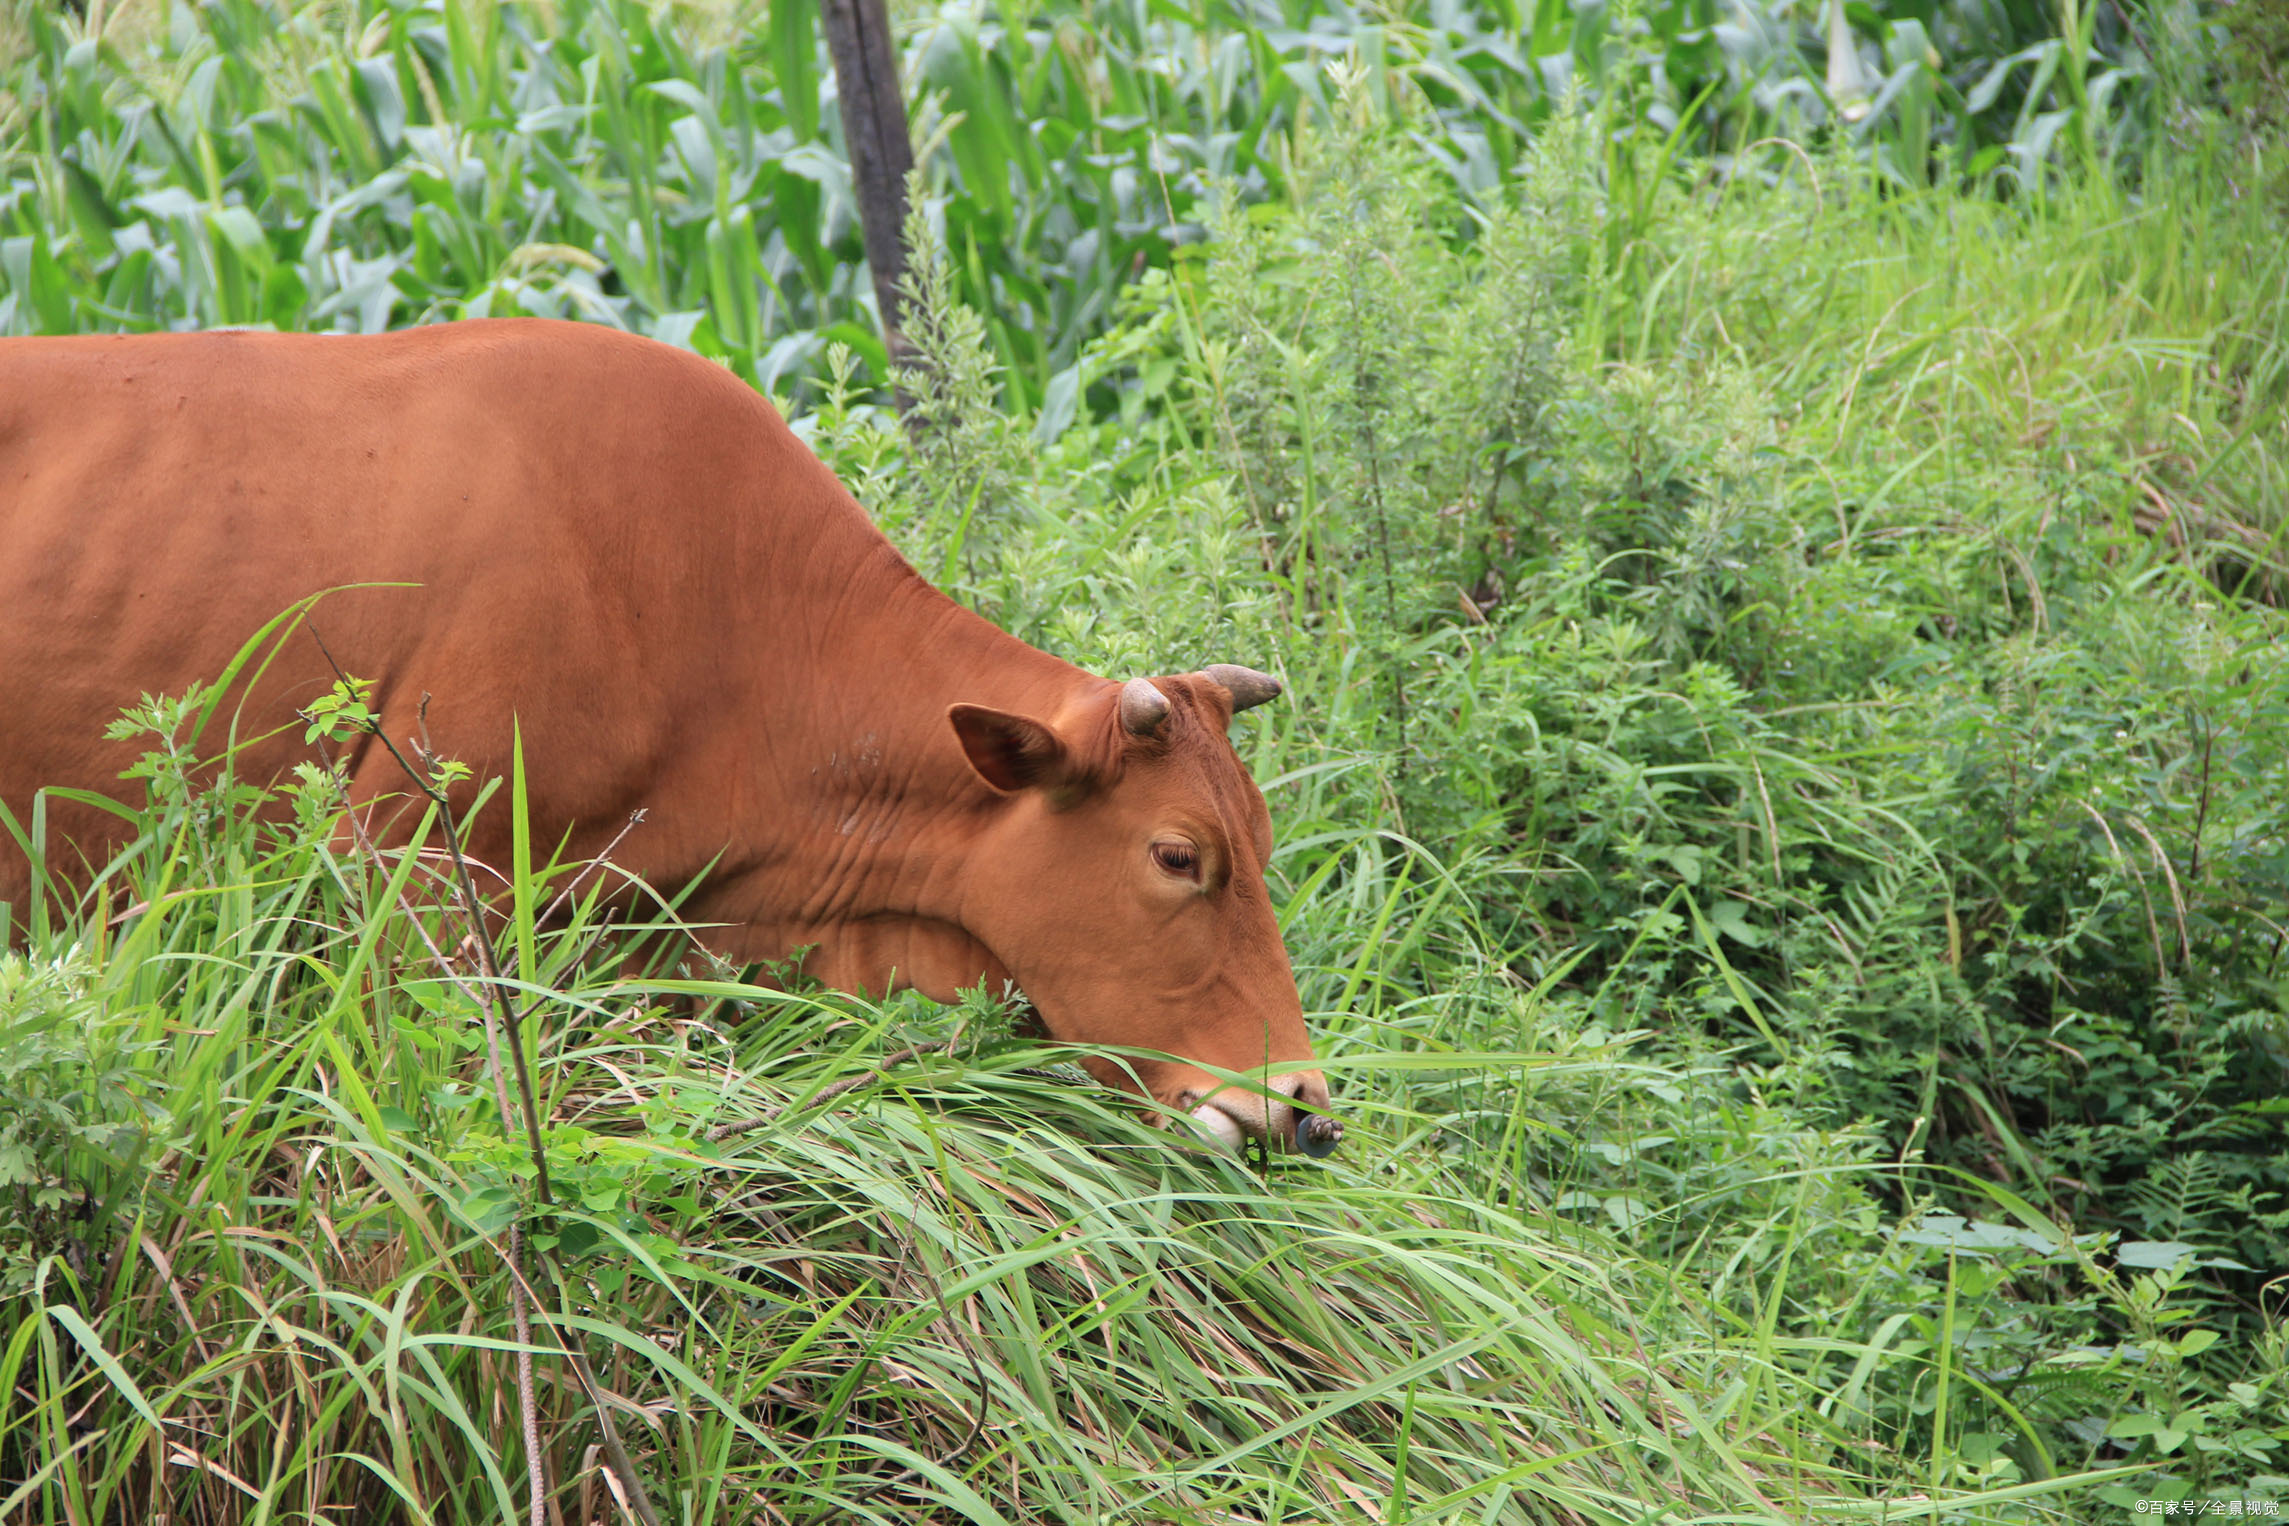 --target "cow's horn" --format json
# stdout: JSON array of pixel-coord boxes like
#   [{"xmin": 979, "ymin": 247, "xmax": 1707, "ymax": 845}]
[
  {"xmin": 1120, "ymin": 677, "xmax": 1171, "ymax": 735},
  {"xmin": 1204, "ymin": 664, "xmax": 1282, "ymax": 713}
]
